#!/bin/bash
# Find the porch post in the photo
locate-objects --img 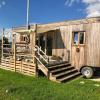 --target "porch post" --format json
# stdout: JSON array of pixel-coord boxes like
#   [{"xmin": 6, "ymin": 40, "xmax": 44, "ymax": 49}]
[
  {"xmin": 37, "ymin": 34, "xmax": 40, "ymax": 47},
  {"xmin": 2, "ymin": 28, "xmax": 4, "ymax": 59},
  {"xmin": 13, "ymin": 34, "xmax": 16, "ymax": 72},
  {"xmin": 30, "ymin": 31, "xmax": 35, "ymax": 63},
  {"xmin": 45, "ymin": 33, "xmax": 47, "ymax": 55},
  {"xmin": 34, "ymin": 24, "xmax": 39, "ymax": 77}
]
